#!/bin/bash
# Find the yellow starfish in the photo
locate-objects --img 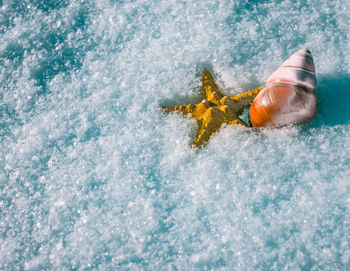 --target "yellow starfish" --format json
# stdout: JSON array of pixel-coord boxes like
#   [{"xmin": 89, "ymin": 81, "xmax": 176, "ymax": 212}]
[{"xmin": 161, "ymin": 69, "xmax": 263, "ymax": 148}]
